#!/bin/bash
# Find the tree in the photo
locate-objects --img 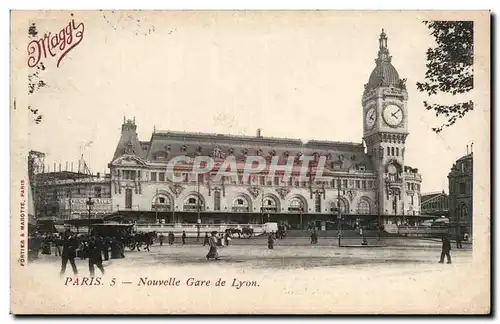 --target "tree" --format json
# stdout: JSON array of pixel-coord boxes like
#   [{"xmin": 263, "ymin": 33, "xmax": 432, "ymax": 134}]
[{"xmin": 416, "ymin": 21, "xmax": 474, "ymax": 133}]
